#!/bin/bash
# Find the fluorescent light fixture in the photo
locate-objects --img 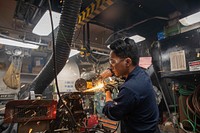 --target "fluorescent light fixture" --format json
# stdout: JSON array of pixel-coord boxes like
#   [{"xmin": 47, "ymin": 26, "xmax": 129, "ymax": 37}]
[
  {"xmin": 92, "ymin": 51, "xmax": 109, "ymax": 56},
  {"xmin": 179, "ymin": 11, "xmax": 200, "ymax": 26},
  {"xmin": 69, "ymin": 49, "xmax": 80, "ymax": 58},
  {"xmin": 32, "ymin": 10, "xmax": 61, "ymax": 36},
  {"xmin": 129, "ymin": 35, "xmax": 145, "ymax": 43},
  {"xmin": 0, "ymin": 37, "xmax": 39, "ymax": 49}
]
